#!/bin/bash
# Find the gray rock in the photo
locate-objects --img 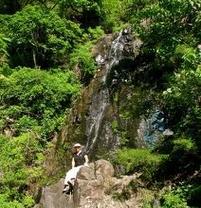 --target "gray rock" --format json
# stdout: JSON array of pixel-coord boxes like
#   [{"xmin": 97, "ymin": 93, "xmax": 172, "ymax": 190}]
[
  {"xmin": 35, "ymin": 160, "xmax": 142, "ymax": 208},
  {"xmin": 162, "ymin": 129, "xmax": 174, "ymax": 136},
  {"xmin": 36, "ymin": 179, "xmax": 73, "ymax": 208}
]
